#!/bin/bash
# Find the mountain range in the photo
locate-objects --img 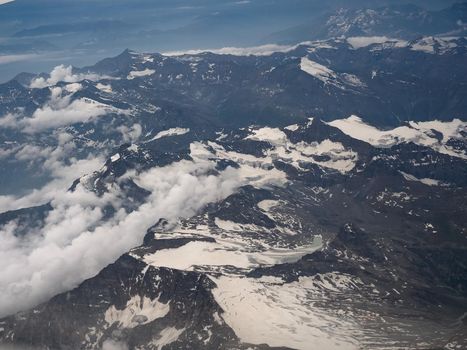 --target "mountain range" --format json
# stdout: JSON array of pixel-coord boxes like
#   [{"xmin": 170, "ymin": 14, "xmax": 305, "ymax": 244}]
[
  {"xmin": 0, "ymin": 0, "xmax": 464, "ymax": 81},
  {"xmin": 0, "ymin": 2, "xmax": 466, "ymax": 350}
]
